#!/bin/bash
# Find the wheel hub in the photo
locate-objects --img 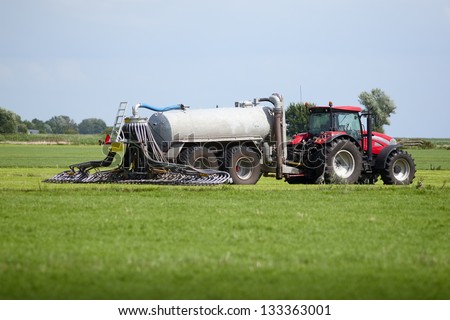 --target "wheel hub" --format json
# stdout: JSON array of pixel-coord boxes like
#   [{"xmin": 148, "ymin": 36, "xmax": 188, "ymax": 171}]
[
  {"xmin": 392, "ymin": 158, "xmax": 410, "ymax": 181},
  {"xmin": 235, "ymin": 157, "xmax": 253, "ymax": 180},
  {"xmin": 332, "ymin": 150, "xmax": 355, "ymax": 179}
]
